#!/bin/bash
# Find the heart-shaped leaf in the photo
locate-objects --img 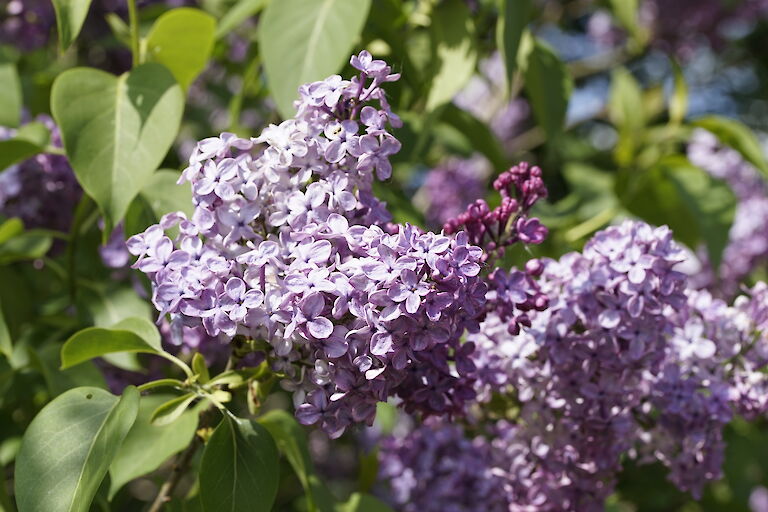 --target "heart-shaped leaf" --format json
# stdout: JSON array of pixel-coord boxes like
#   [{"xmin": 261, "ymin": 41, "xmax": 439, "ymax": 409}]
[
  {"xmin": 60, "ymin": 317, "xmax": 163, "ymax": 369},
  {"xmin": 199, "ymin": 416, "xmax": 279, "ymax": 512},
  {"xmin": 51, "ymin": 63, "xmax": 184, "ymax": 233},
  {"xmin": 15, "ymin": 386, "xmax": 139, "ymax": 512},
  {"xmin": 145, "ymin": 8, "xmax": 217, "ymax": 91},
  {"xmin": 259, "ymin": 0, "xmax": 372, "ymax": 119}
]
